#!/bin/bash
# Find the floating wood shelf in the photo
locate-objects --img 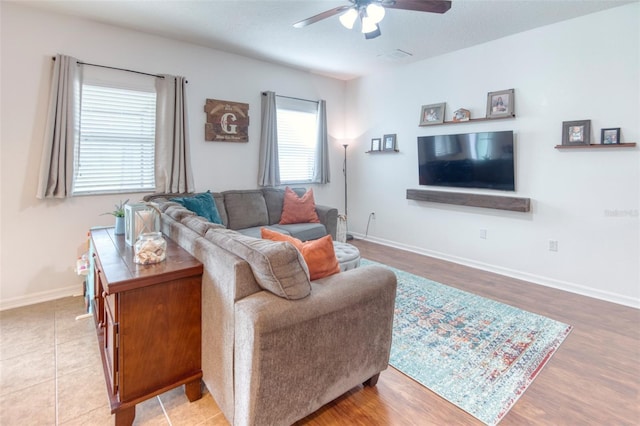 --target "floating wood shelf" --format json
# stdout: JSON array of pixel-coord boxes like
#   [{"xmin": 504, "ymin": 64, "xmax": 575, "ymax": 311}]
[
  {"xmin": 554, "ymin": 143, "xmax": 636, "ymax": 149},
  {"xmin": 406, "ymin": 189, "xmax": 531, "ymax": 212},
  {"xmin": 419, "ymin": 114, "xmax": 515, "ymax": 127}
]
